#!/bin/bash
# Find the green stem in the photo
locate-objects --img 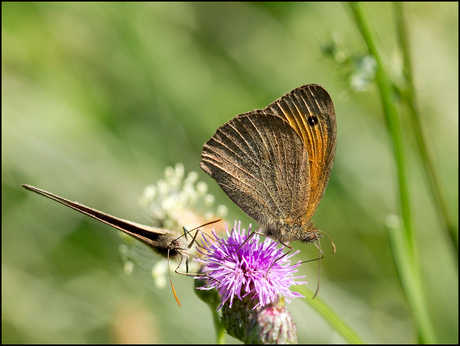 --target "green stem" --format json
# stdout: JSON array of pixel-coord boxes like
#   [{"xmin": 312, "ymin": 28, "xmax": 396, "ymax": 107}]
[
  {"xmin": 210, "ymin": 307, "xmax": 226, "ymax": 344},
  {"xmin": 386, "ymin": 216, "xmax": 437, "ymax": 343},
  {"xmin": 348, "ymin": 3, "xmax": 437, "ymax": 343},
  {"xmin": 194, "ymin": 278, "xmax": 226, "ymax": 343},
  {"xmin": 295, "ymin": 286, "xmax": 365, "ymax": 344},
  {"xmin": 393, "ymin": 2, "xmax": 458, "ymax": 256},
  {"xmin": 349, "ymin": 2, "xmax": 414, "ymax": 251}
]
